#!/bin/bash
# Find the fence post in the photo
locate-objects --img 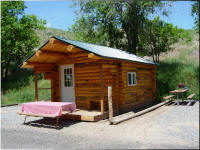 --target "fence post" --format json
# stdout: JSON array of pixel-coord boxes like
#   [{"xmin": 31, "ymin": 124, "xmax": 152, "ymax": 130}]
[
  {"xmin": 108, "ymin": 86, "xmax": 113, "ymax": 124},
  {"xmin": 34, "ymin": 71, "xmax": 38, "ymax": 101}
]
